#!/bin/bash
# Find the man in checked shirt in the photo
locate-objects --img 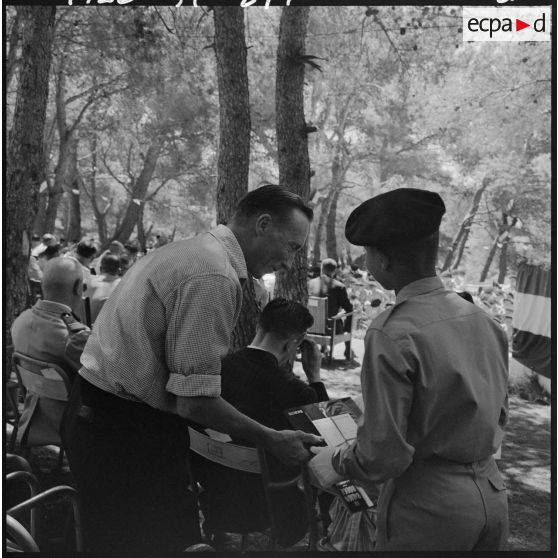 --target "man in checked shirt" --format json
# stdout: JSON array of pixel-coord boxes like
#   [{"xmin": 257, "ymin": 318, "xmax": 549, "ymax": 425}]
[{"xmin": 61, "ymin": 185, "xmax": 323, "ymax": 554}]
